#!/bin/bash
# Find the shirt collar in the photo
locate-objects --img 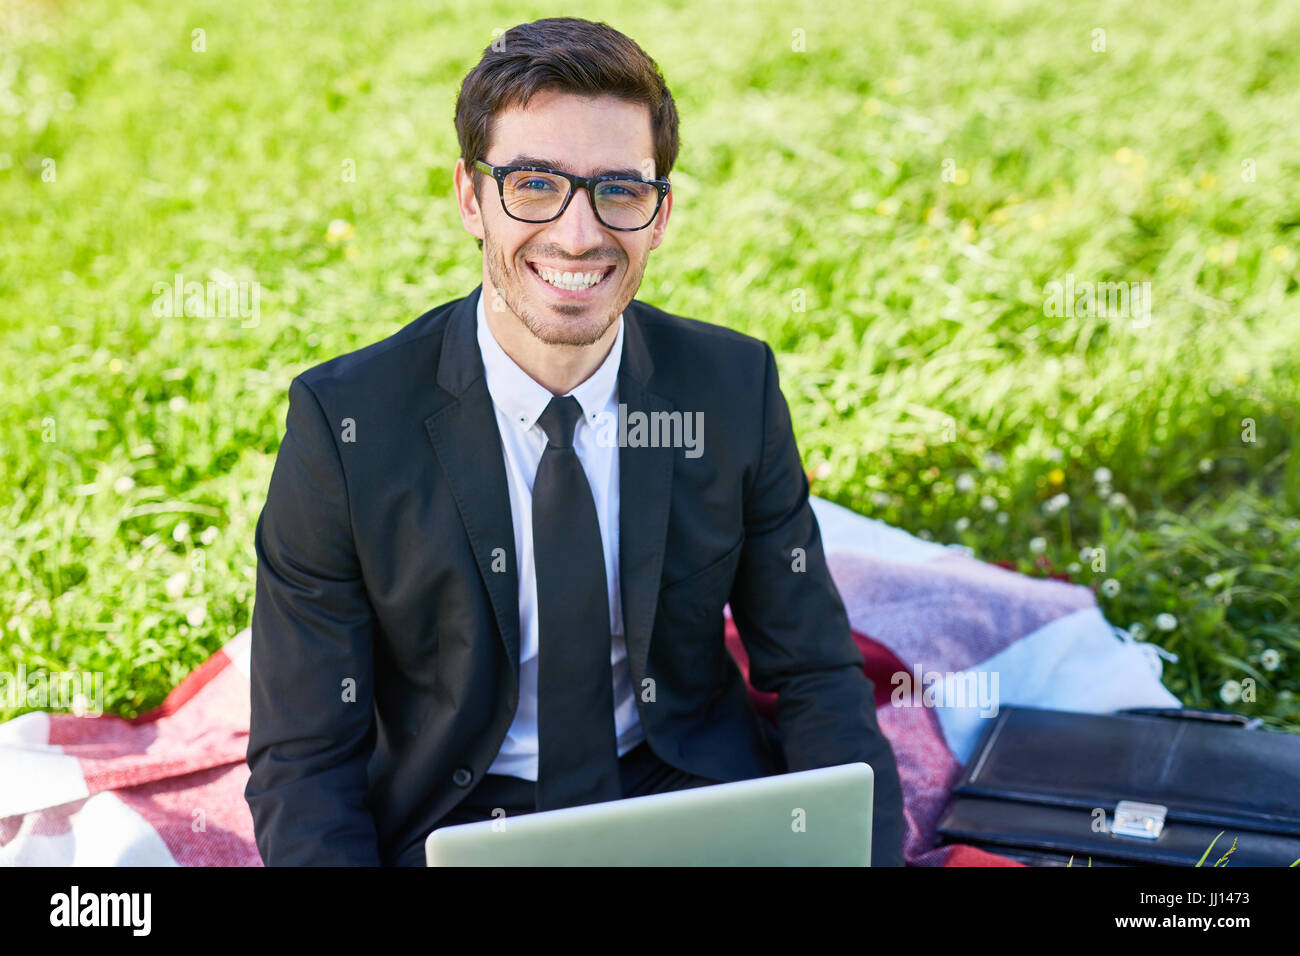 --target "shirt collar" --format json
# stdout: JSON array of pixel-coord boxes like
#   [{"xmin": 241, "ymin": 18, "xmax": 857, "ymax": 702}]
[{"xmin": 475, "ymin": 287, "xmax": 624, "ymax": 432}]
